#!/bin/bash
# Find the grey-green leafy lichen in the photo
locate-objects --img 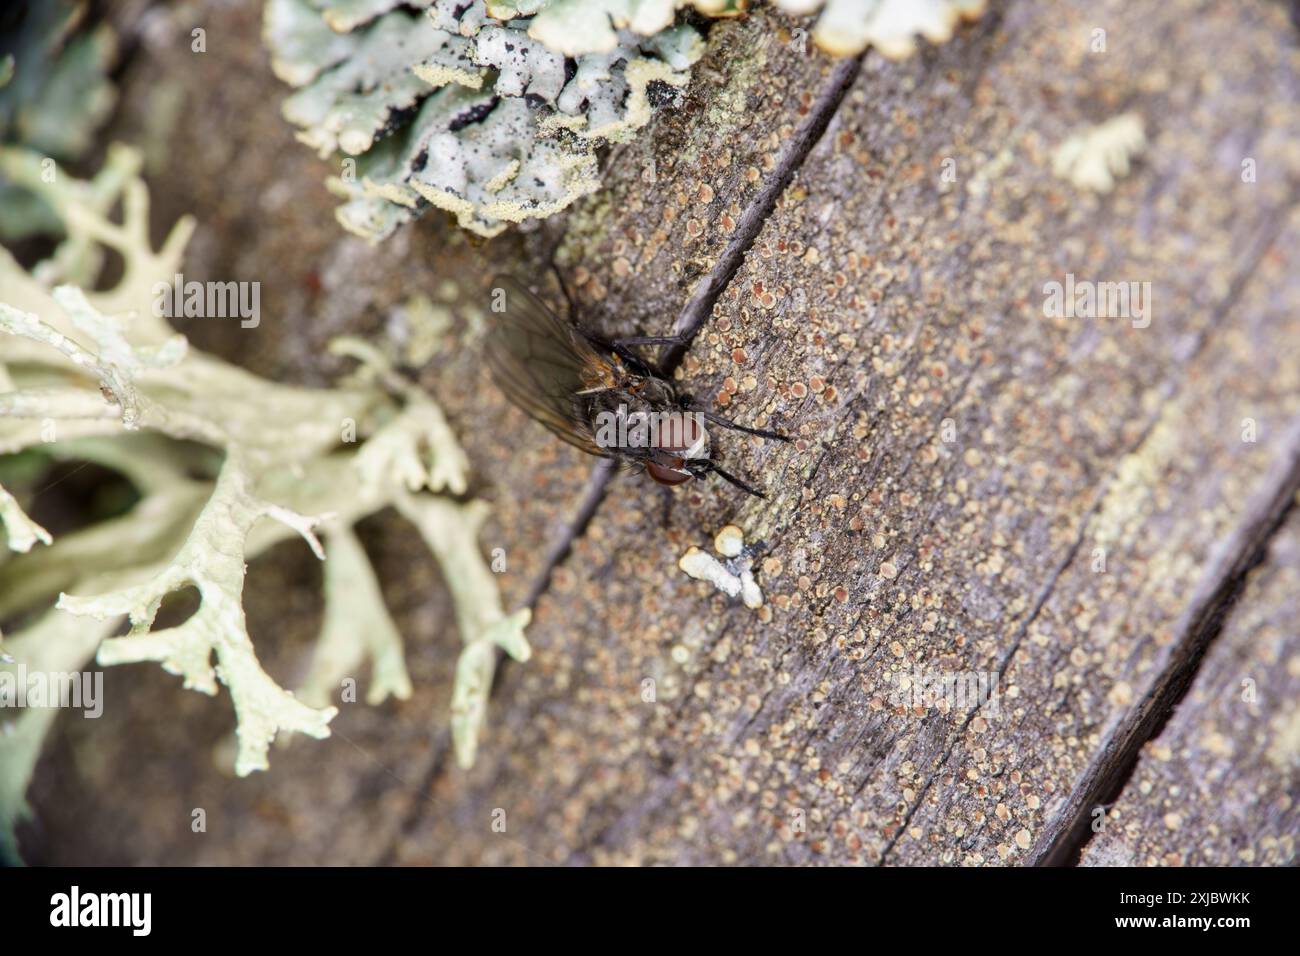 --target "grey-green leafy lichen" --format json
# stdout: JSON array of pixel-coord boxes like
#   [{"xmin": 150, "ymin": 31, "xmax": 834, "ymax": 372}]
[
  {"xmin": 266, "ymin": 0, "xmax": 708, "ymax": 239},
  {"xmin": 264, "ymin": 0, "xmax": 988, "ymax": 241},
  {"xmin": 0, "ymin": 146, "xmax": 529, "ymax": 861}
]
